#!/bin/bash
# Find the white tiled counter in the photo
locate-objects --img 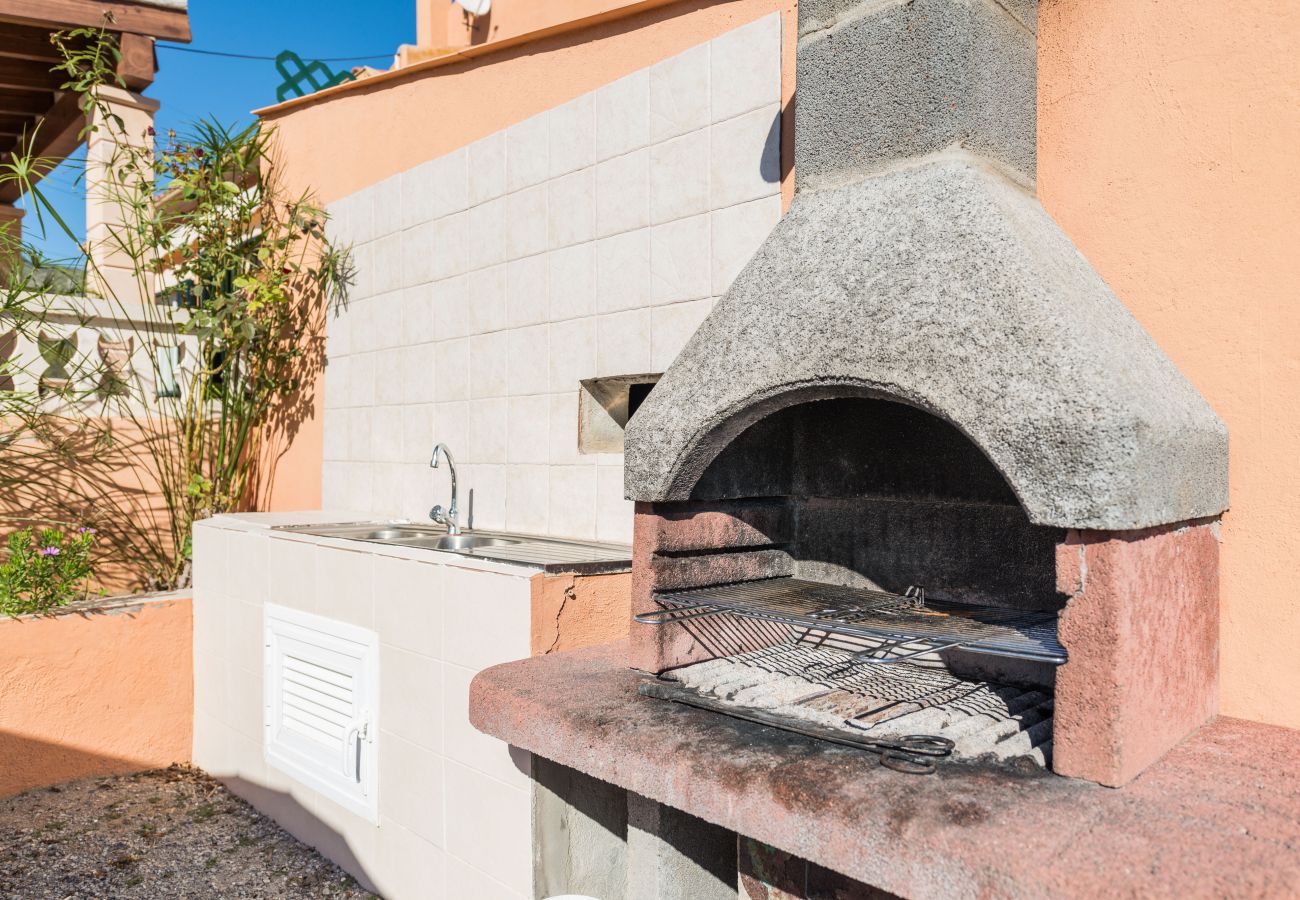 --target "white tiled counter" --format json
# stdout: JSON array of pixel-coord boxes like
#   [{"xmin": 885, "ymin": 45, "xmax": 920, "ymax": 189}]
[{"xmin": 192, "ymin": 513, "xmax": 539, "ymax": 899}]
